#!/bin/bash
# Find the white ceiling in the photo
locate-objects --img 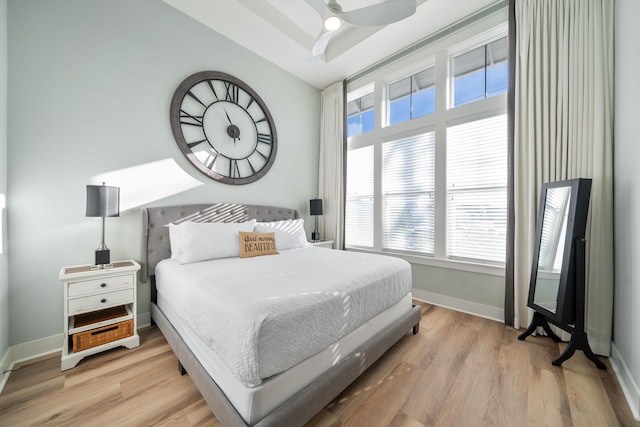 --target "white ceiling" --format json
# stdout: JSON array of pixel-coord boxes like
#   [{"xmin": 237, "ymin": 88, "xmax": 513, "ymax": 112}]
[{"xmin": 162, "ymin": 0, "xmax": 498, "ymax": 89}]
